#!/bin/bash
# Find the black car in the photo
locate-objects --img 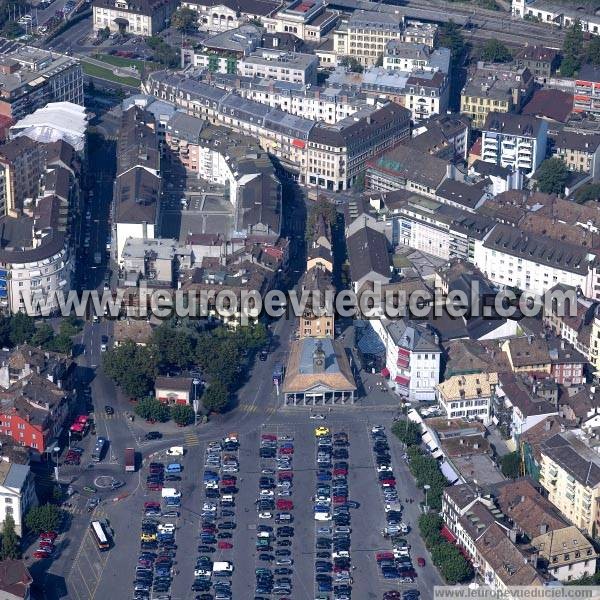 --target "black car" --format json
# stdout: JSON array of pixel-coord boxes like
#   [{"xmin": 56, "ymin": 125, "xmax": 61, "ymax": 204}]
[
  {"xmin": 259, "ymin": 350, "xmax": 268, "ymax": 361},
  {"xmin": 165, "ymin": 475, "xmax": 181, "ymax": 482},
  {"xmin": 104, "ymin": 405, "xmax": 114, "ymax": 415},
  {"xmin": 144, "ymin": 431, "xmax": 162, "ymax": 440}
]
